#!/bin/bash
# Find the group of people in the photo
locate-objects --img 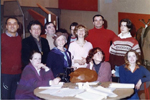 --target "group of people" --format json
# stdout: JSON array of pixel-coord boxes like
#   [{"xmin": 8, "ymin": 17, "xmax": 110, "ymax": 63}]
[{"xmin": 2, "ymin": 14, "xmax": 150, "ymax": 99}]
